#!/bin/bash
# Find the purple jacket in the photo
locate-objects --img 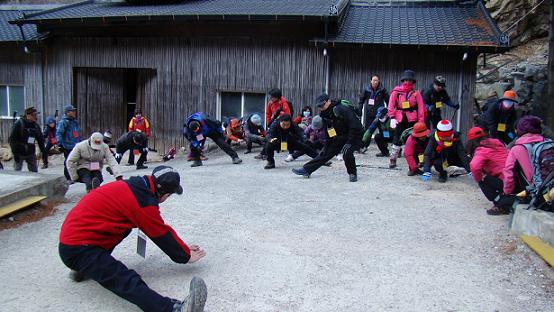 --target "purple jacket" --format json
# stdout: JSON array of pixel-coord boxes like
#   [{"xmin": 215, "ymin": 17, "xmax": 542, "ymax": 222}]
[{"xmin": 304, "ymin": 125, "xmax": 326, "ymax": 145}]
